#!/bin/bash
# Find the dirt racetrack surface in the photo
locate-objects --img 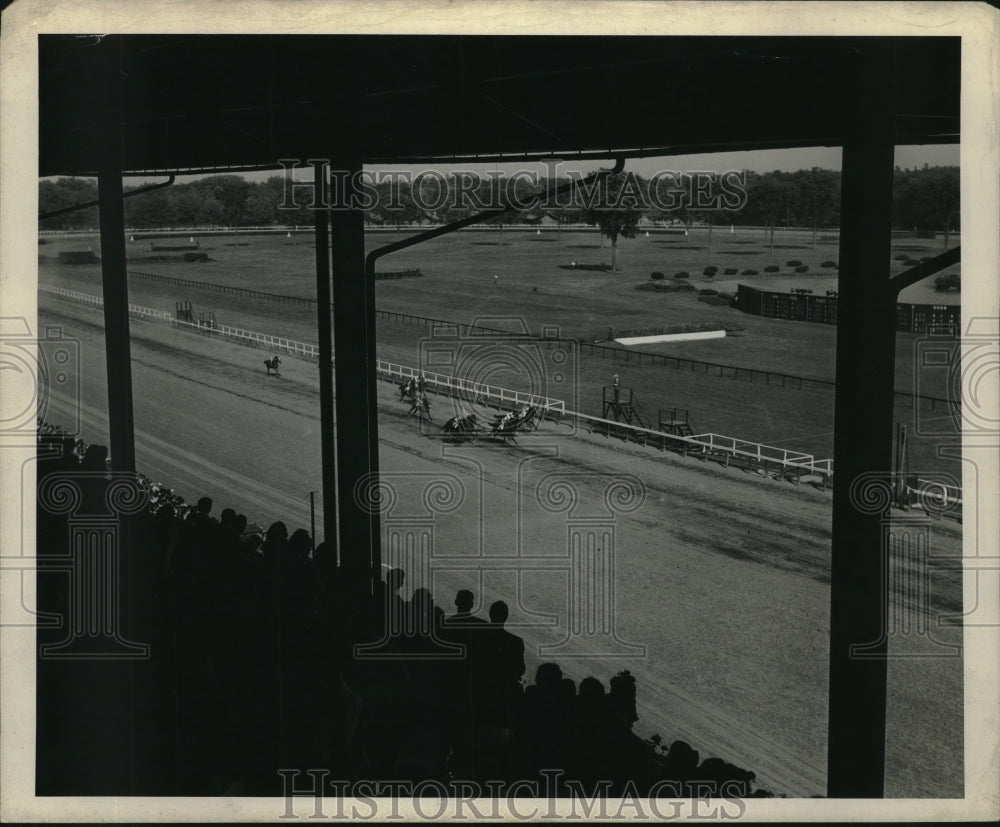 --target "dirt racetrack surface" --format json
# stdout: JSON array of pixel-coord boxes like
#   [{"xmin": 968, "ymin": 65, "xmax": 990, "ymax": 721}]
[{"xmin": 38, "ymin": 294, "xmax": 964, "ymax": 797}]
